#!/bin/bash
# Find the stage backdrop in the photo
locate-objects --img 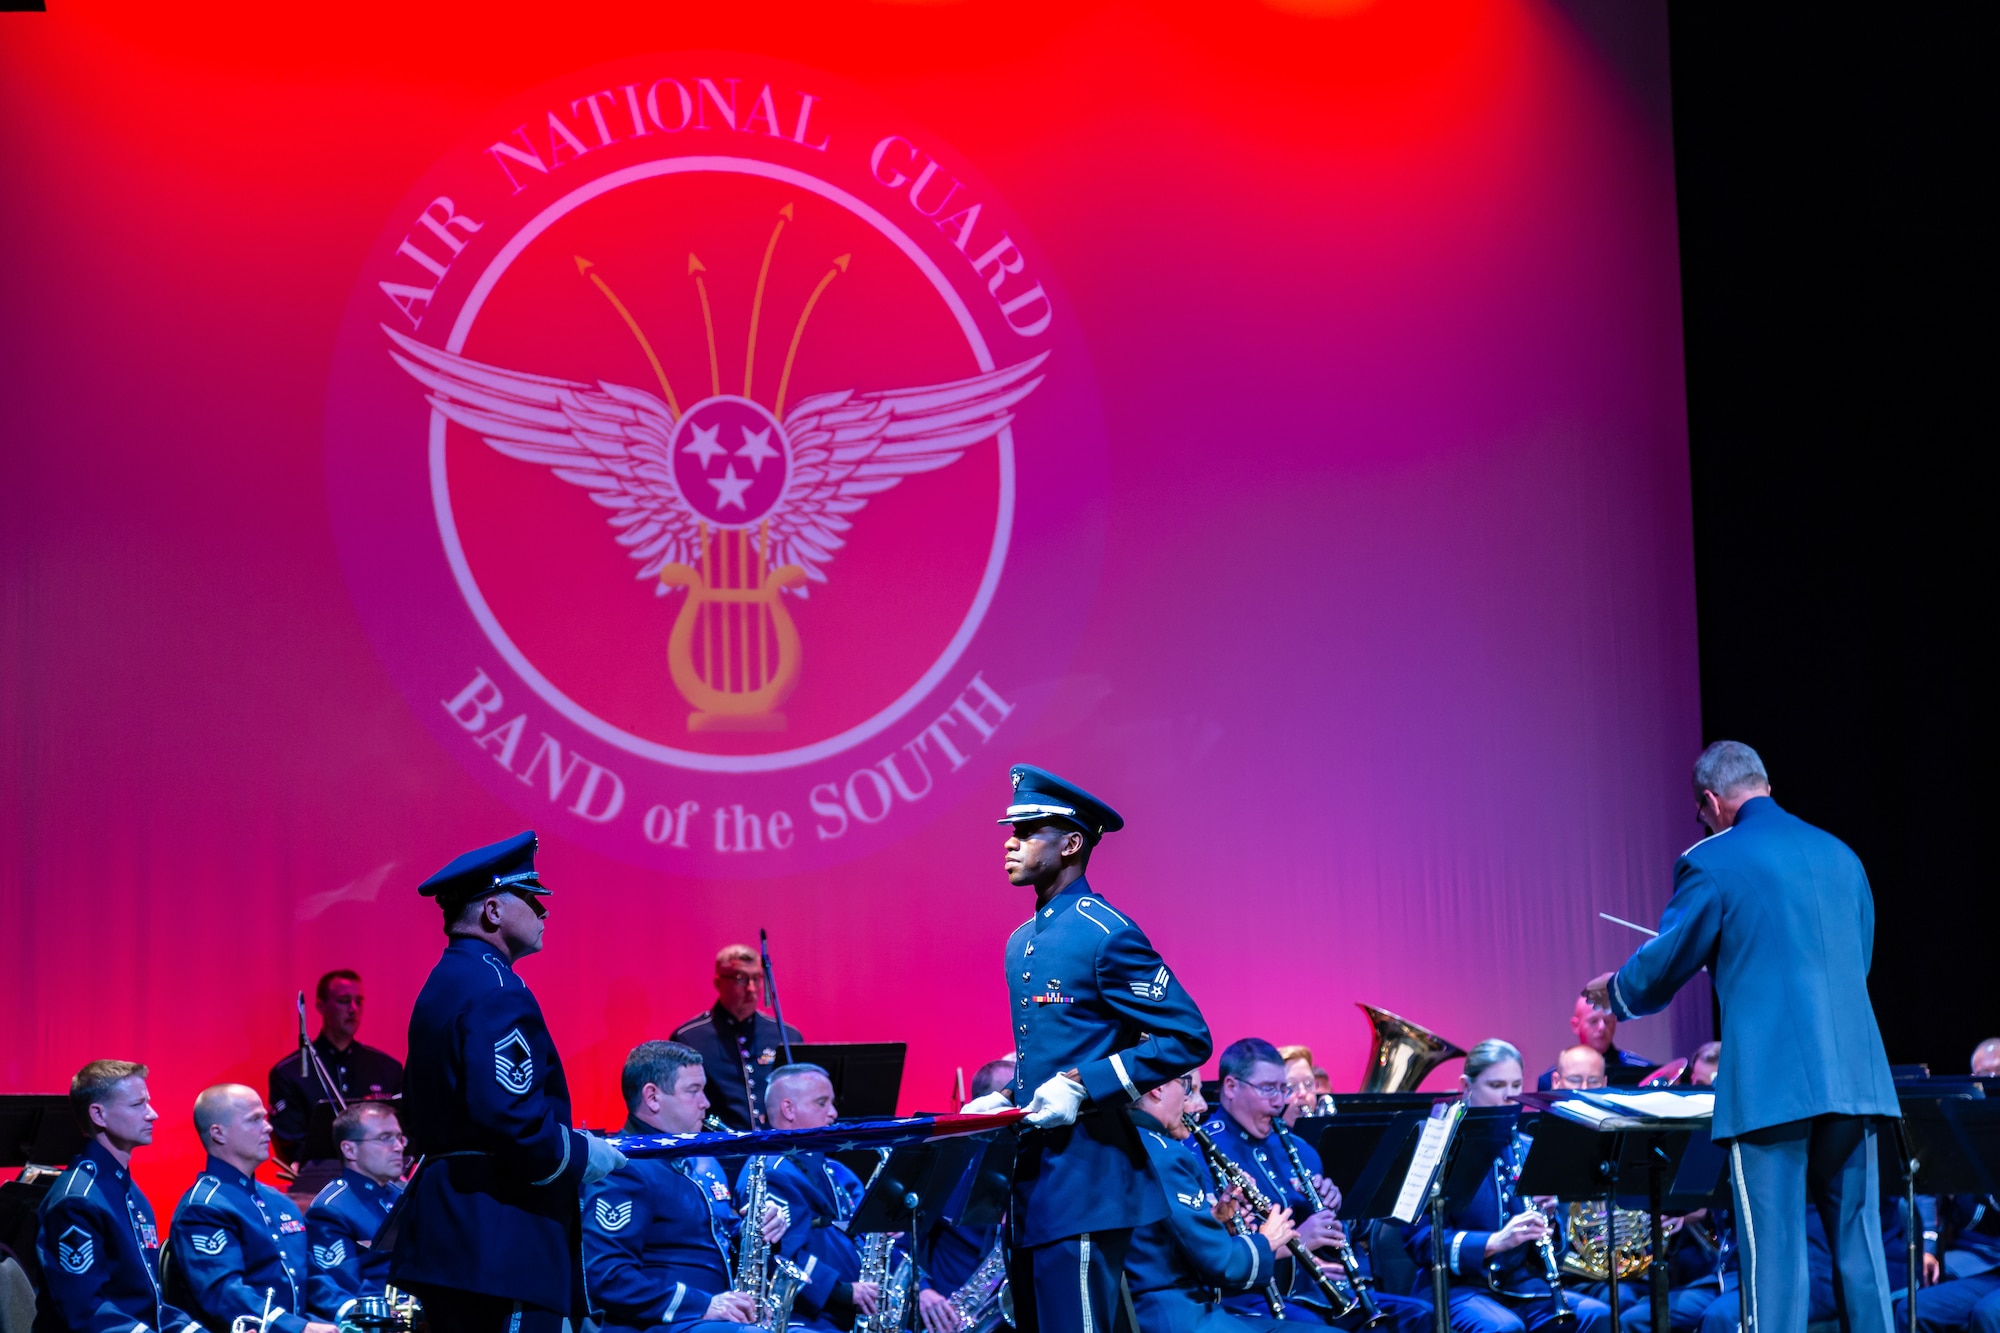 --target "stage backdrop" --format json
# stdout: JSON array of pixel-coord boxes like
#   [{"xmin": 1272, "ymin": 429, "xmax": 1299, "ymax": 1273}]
[{"xmin": 1, "ymin": 0, "xmax": 1700, "ymax": 1204}]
